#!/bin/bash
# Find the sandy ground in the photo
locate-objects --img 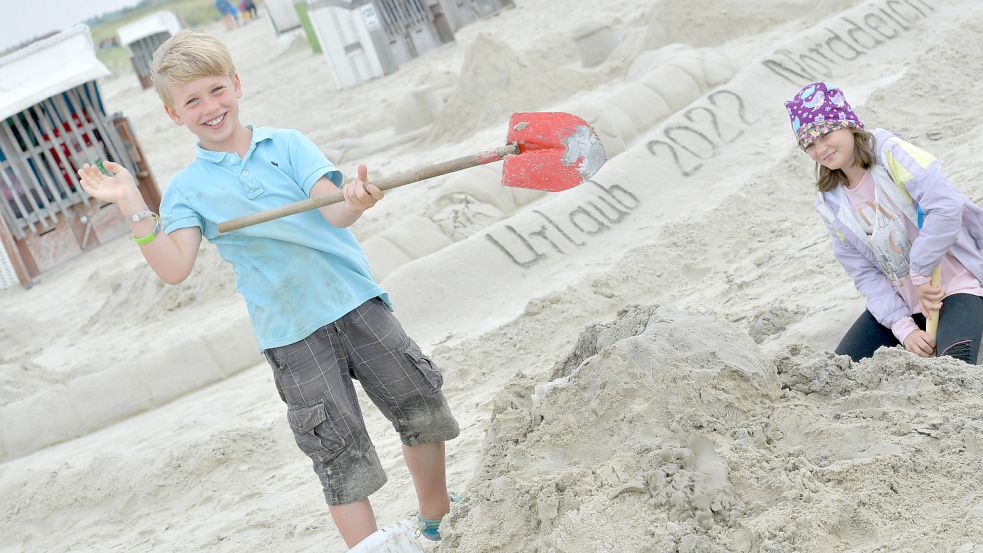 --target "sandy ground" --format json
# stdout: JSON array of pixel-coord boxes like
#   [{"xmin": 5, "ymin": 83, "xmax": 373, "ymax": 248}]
[{"xmin": 2, "ymin": 0, "xmax": 983, "ymax": 551}]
